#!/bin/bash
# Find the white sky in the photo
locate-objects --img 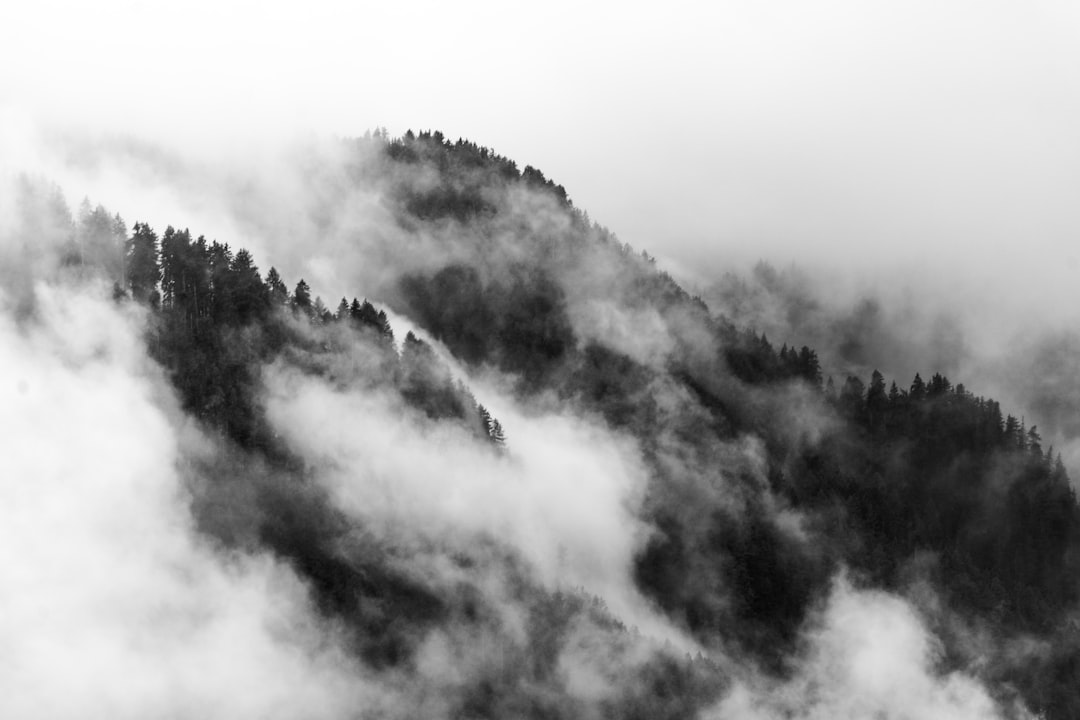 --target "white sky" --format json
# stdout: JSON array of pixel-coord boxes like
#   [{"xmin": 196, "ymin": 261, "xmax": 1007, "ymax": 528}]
[{"xmin": 2, "ymin": 0, "xmax": 1080, "ymax": 328}]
